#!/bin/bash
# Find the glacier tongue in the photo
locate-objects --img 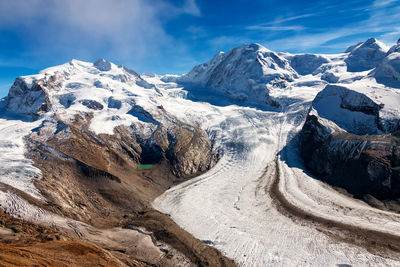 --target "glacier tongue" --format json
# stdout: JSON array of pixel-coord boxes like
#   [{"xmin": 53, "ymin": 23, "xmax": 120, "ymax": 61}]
[
  {"xmin": 151, "ymin": 38, "xmax": 400, "ymax": 266},
  {"xmin": 0, "ymin": 100, "xmax": 43, "ymax": 199},
  {"xmin": 152, "ymin": 74, "xmax": 400, "ymax": 266},
  {"xmin": 1, "ymin": 37, "xmax": 400, "ymax": 266}
]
